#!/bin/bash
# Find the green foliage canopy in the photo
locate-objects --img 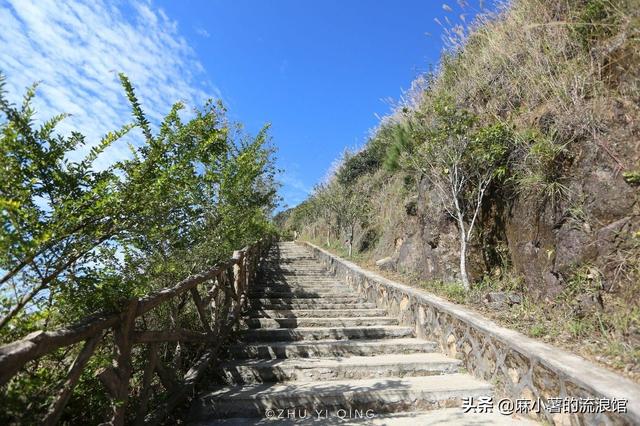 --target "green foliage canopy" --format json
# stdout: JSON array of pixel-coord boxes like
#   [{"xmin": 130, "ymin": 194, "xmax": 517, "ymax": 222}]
[{"xmin": 0, "ymin": 72, "xmax": 278, "ymax": 340}]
